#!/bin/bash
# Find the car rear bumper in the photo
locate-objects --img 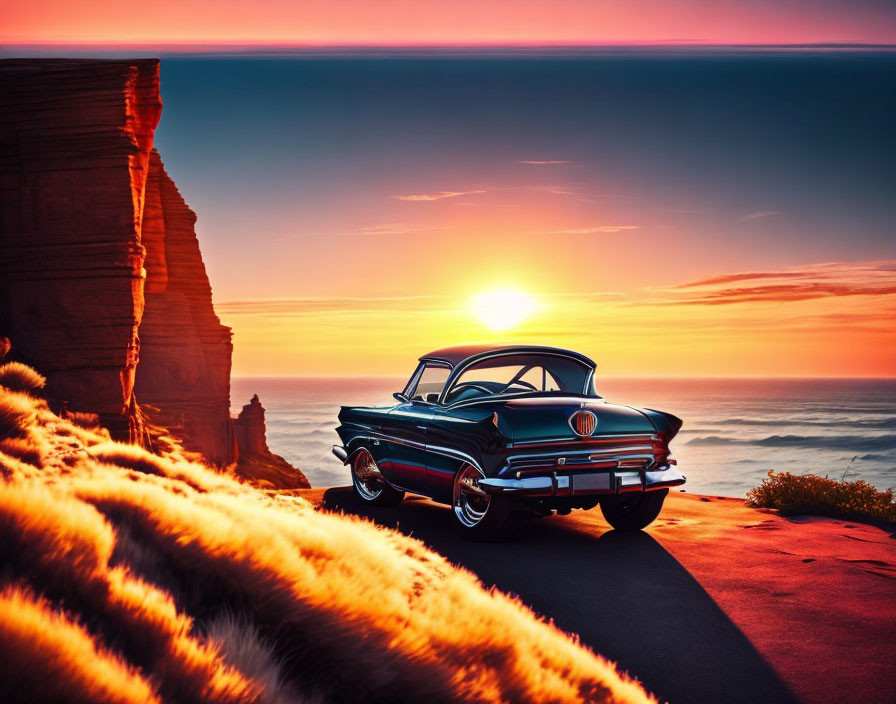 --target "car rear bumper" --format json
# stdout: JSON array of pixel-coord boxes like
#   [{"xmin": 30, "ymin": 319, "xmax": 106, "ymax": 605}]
[
  {"xmin": 477, "ymin": 466, "xmax": 685, "ymax": 497},
  {"xmin": 332, "ymin": 445, "xmax": 349, "ymax": 463}
]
